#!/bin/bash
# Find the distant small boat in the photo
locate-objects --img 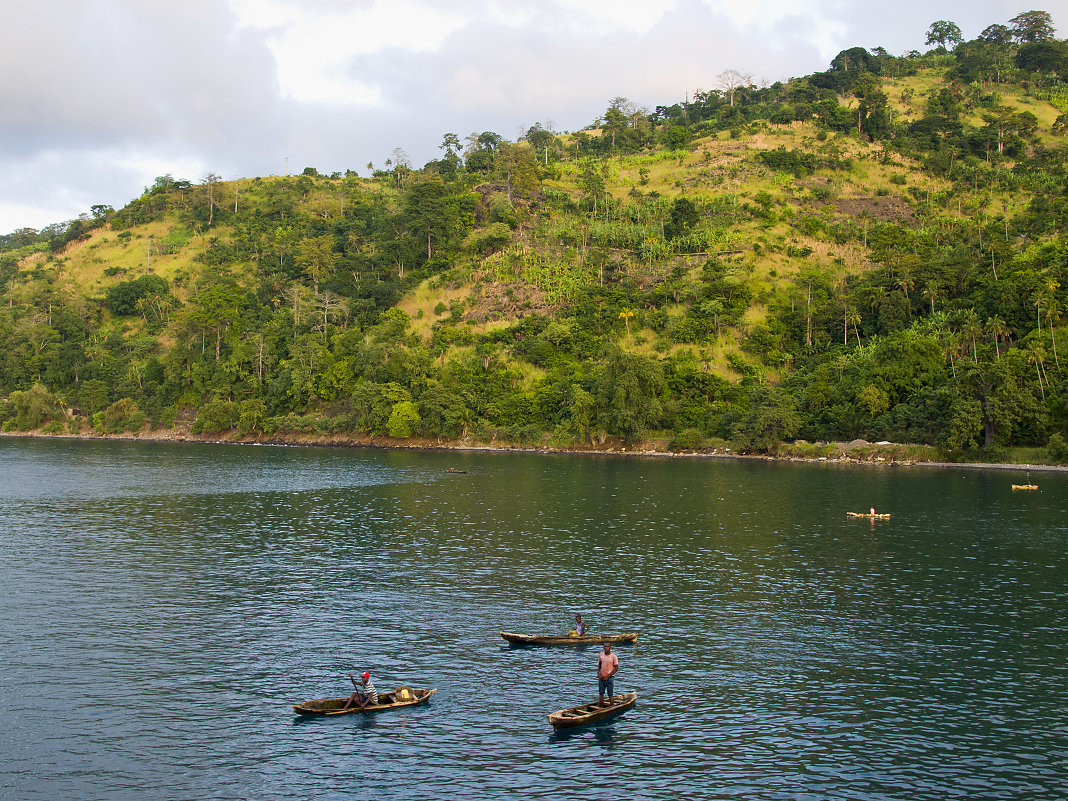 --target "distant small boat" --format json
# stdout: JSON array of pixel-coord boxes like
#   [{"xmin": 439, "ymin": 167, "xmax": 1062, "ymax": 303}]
[
  {"xmin": 549, "ymin": 692, "xmax": 637, "ymax": 729},
  {"xmin": 292, "ymin": 687, "xmax": 436, "ymax": 716},
  {"xmin": 847, "ymin": 512, "xmax": 891, "ymax": 519},
  {"xmin": 500, "ymin": 631, "xmax": 638, "ymax": 646},
  {"xmin": 445, "ymin": 468, "xmax": 467, "ymax": 474},
  {"xmin": 1011, "ymin": 484, "xmax": 1038, "ymax": 491}
]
